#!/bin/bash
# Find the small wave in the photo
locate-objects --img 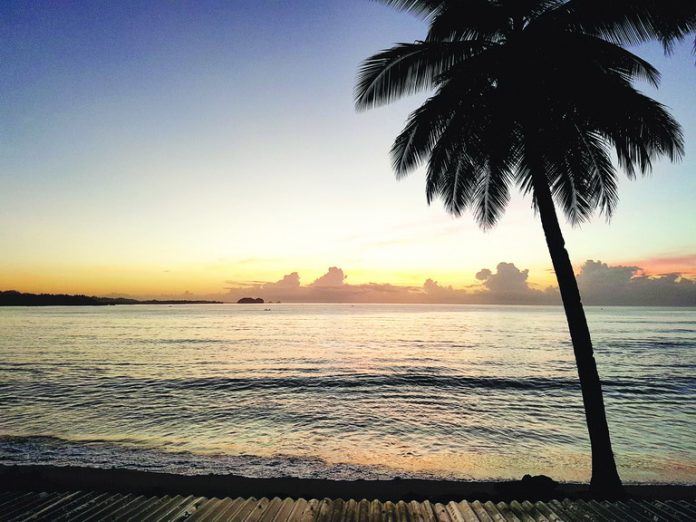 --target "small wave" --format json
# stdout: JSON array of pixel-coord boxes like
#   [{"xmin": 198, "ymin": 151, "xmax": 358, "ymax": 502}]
[
  {"xmin": 37, "ymin": 374, "xmax": 586, "ymax": 392},
  {"xmin": 152, "ymin": 338, "xmax": 229, "ymax": 345},
  {"xmin": 0, "ymin": 434, "xmax": 145, "ymax": 447},
  {"xmin": 610, "ymin": 339, "xmax": 696, "ymax": 350},
  {"xmin": 0, "ymin": 434, "xmax": 433, "ymax": 480},
  {"xmin": 176, "ymin": 374, "xmax": 584, "ymax": 391},
  {"xmin": 140, "ymin": 374, "xmax": 694, "ymax": 394},
  {"xmin": 4, "ymin": 374, "xmax": 695, "ymax": 397}
]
